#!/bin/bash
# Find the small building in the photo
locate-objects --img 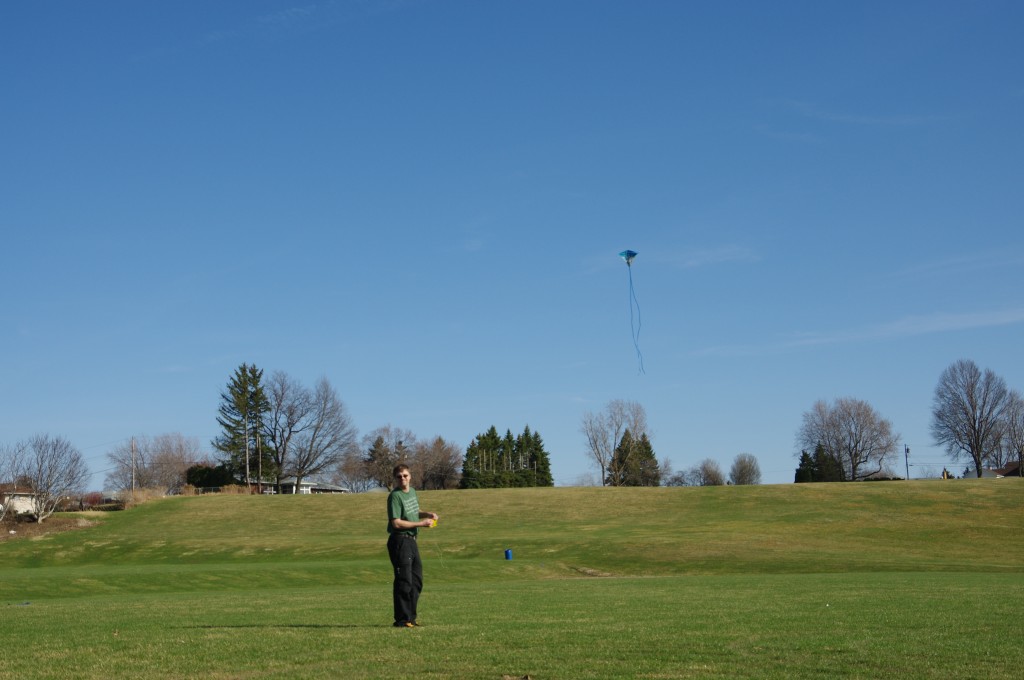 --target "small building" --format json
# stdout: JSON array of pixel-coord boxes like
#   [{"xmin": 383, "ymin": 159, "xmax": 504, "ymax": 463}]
[
  {"xmin": 276, "ymin": 478, "xmax": 351, "ymax": 495},
  {"xmin": 978, "ymin": 463, "xmax": 1021, "ymax": 478},
  {"xmin": 0, "ymin": 484, "xmax": 37, "ymax": 516},
  {"xmin": 995, "ymin": 462, "xmax": 1021, "ymax": 477}
]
